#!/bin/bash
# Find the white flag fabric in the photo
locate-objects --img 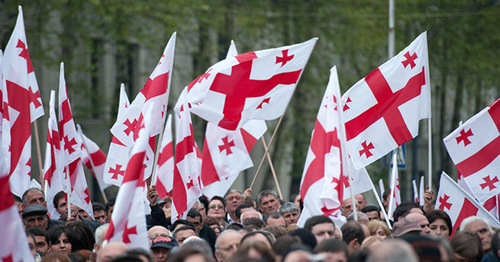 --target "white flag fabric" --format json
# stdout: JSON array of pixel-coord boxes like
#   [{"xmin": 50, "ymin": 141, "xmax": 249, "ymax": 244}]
[
  {"xmin": 435, "ymin": 172, "xmax": 500, "ymax": 236},
  {"xmin": 444, "ymin": 98, "xmax": 500, "ymax": 203},
  {"xmin": 104, "ymin": 106, "xmax": 153, "ymax": 250},
  {"xmin": 419, "ymin": 176, "xmax": 425, "ymax": 205},
  {"xmin": 342, "ymin": 32, "xmax": 430, "ymax": 169},
  {"xmin": 43, "ymin": 90, "xmax": 64, "ymax": 219},
  {"xmin": 187, "ymin": 38, "xmax": 317, "ymax": 131},
  {"xmin": 156, "ymin": 114, "xmax": 174, "ymax": 199},
  {"xmin": 412, "ymin": 180, "xmax": 418, "ymax": 203},
  {"xmin": 77, "ymin": 125, "xmax": 109, "ymax": 191},
  {"xmin": 387, "ymin": 155, "xmax": 401, "ymax": 220}
]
